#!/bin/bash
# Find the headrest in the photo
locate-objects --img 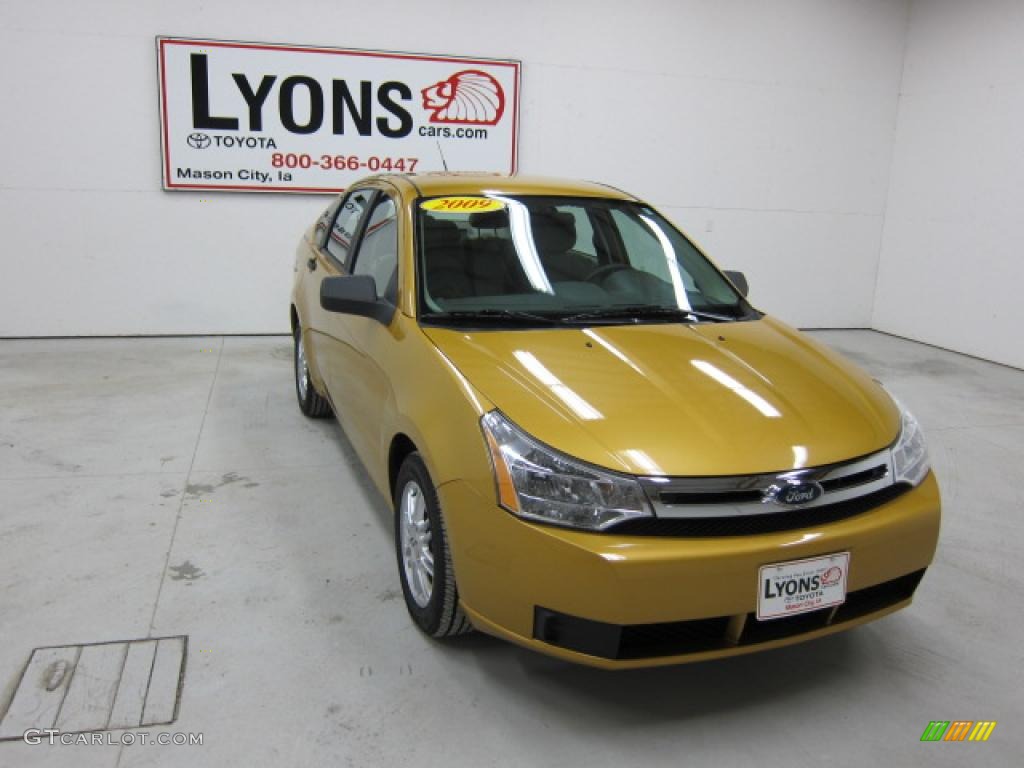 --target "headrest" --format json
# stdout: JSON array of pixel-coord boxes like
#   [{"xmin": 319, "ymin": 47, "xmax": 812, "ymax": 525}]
[
  {"xmin": 468, "ymin": 239, "xmax": 509, "ymax": 282},
  {"xmin": 422, "ymin": 219, "xmax": 462, "ymax": 249},
  {"xmin": 468, "ymin": 209, "xmax": 510, "ymax": 229},
  {"xmin": 531, "ymin": 211, "xmax": 576, "ymax": 255}
]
